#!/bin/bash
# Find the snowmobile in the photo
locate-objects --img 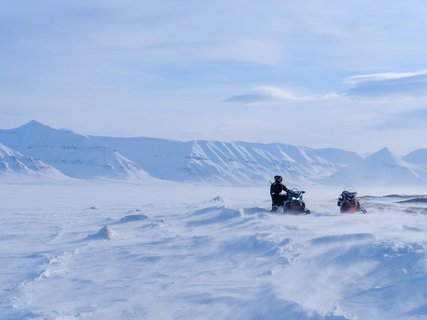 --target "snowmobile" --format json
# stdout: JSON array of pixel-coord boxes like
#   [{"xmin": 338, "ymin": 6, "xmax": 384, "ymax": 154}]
[
  {"xmin": 337, "ymin": 187, "xmax": 367, "ymax": 213},
  {"xmin": 283, "ymin": 187, "xmax": 311, "ymax": 214}
]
